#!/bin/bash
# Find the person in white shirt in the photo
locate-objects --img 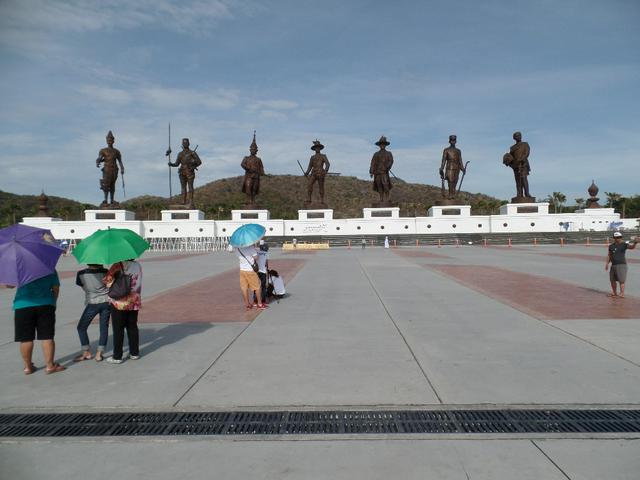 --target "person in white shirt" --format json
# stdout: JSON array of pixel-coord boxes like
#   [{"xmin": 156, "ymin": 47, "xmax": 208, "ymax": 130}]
[{"xmin": 236, "ymin": 244, "xmax": 267, "ymax": 310}]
